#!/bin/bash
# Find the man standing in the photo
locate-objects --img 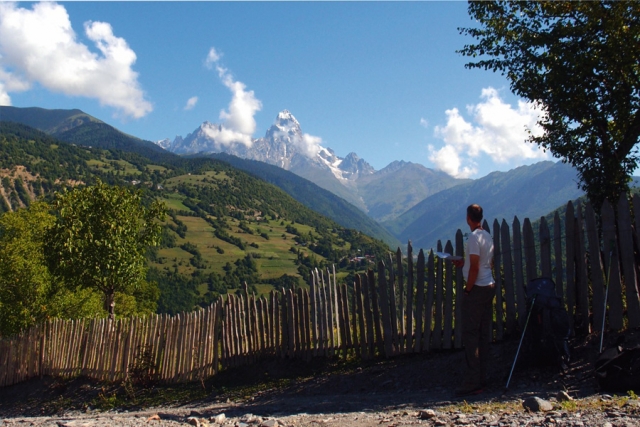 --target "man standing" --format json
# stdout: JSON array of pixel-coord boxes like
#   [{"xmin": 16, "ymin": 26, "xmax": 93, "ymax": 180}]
[{"xmin": 452, "ymin": 204, "xmax": 495, "ymax": 396}]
